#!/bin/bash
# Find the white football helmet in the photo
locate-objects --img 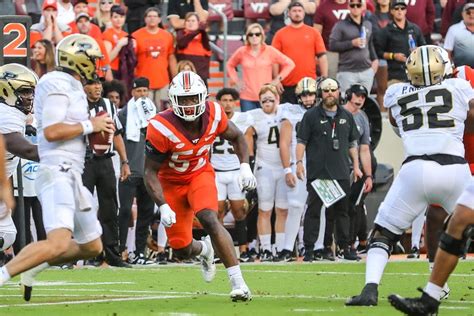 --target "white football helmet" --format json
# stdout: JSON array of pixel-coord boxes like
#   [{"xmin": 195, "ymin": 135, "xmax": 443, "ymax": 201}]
[
  {"xmin": 169, "ymin": 71, "xmax": 208, "ymax": 121},
  {"xmin": 426, "ymin": 45, "xmax": 453, "ymax": 77}
]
